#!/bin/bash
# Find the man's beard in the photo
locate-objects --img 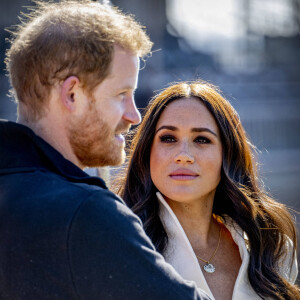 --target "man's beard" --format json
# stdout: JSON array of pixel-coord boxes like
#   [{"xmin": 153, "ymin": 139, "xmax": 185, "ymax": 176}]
[{"xmin": 67, "ymin": 103, "xmax": 129, "ymax": 168}]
